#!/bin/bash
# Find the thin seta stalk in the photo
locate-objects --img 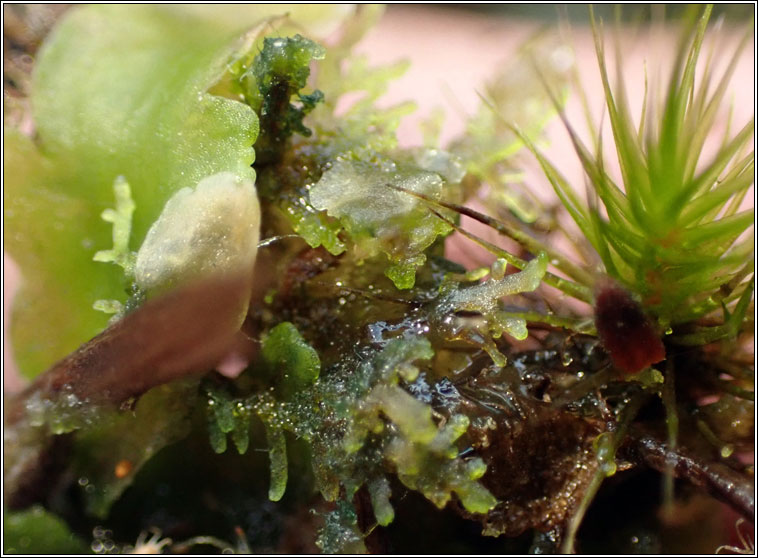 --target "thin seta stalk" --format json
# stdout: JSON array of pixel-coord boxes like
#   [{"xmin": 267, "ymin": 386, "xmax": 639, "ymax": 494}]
[
  {"xmin": 389, "ymin": 184, "xmax": 594, "ymax": 305},
  {"xmin": 660, "ymin": 359, "xmax": 679, "ymax": 520},
  {"xmin": 562, "ymin": 389, "xmax": 652, "ymax": 553}
]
